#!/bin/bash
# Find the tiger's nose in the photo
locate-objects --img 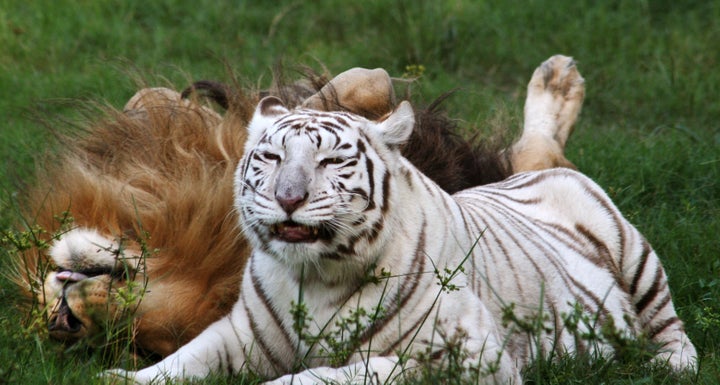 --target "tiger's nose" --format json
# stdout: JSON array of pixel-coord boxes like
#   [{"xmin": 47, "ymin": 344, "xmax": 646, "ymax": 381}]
[
  {"xmin": 275, "ymin": 163, "xmax": 311, "ymax": 214},
  {"xmin": 276, "ymin": 191, "xmax": 308, "ymax": 214}
]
